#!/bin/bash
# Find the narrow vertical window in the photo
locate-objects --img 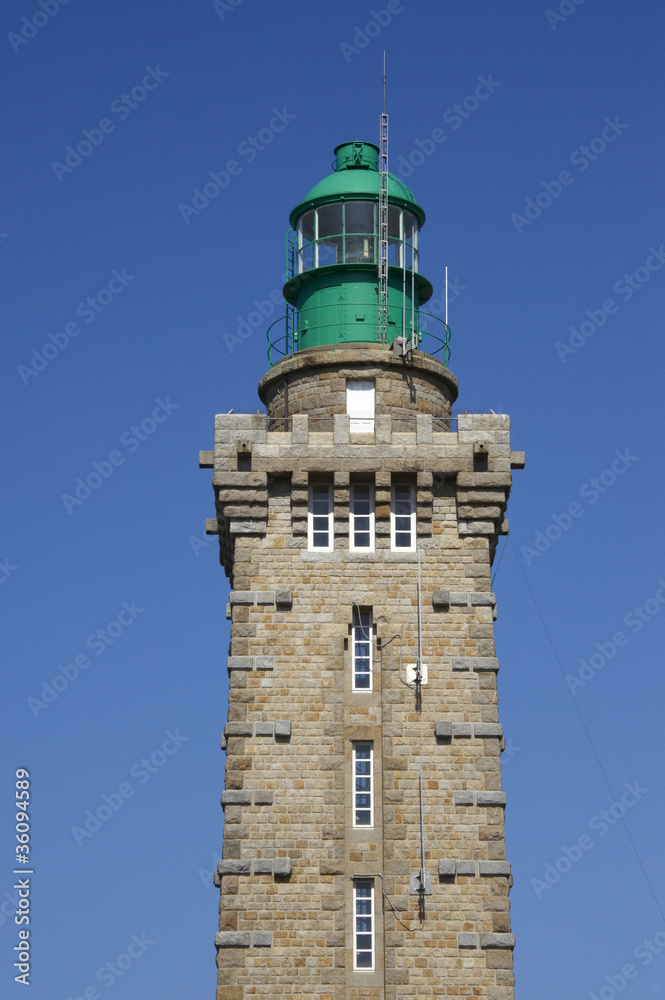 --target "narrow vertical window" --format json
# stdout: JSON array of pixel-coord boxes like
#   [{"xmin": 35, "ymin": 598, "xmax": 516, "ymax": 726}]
[
  {"xmin": 308, "ymin": 483, "xmax": 333, "ymax": 551},
  {"xmin": 346, "ymin": 380, "xmax": 375, "ymax": 433},
  {"xmin": 353, "ymin": 879, "xmax": 375, "ymax": 970},
  {"xmin": 353, "ymin": 742, "xmax": 373, "ymax": 826},
  {"xmin": 350, "ymin": 483, "xmax": 374, "ymax": 551},
  {"xmin": 352, "ymin": 609, "xmax": 372, "ymax": 690},
  {"xmin": 391, "ymin": 482, "xmax": 416, "ymax": 551}
]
